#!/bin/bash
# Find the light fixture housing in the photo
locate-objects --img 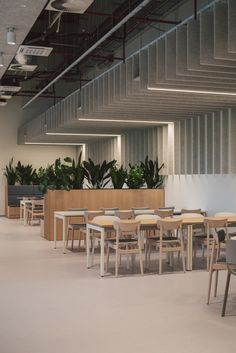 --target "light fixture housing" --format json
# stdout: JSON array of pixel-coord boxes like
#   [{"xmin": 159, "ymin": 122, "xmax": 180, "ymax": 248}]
[
  {"xmin": 24, "ymin": 142, "xmax": 85, "ymax": 146},
  {"xmin": 46, "ymin": 132, "xmax": 121, "ymax": 137},
  {"xmin": 147, "ymin": 86, "xmax": 236, "ymax": 96},
  {"xmin": 7, "ymin": 27, "xmax": 16, "ymax": 45},
  {"xmin": 78, "ymin": 117, "xmax": 172, "ymax": 124}
]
